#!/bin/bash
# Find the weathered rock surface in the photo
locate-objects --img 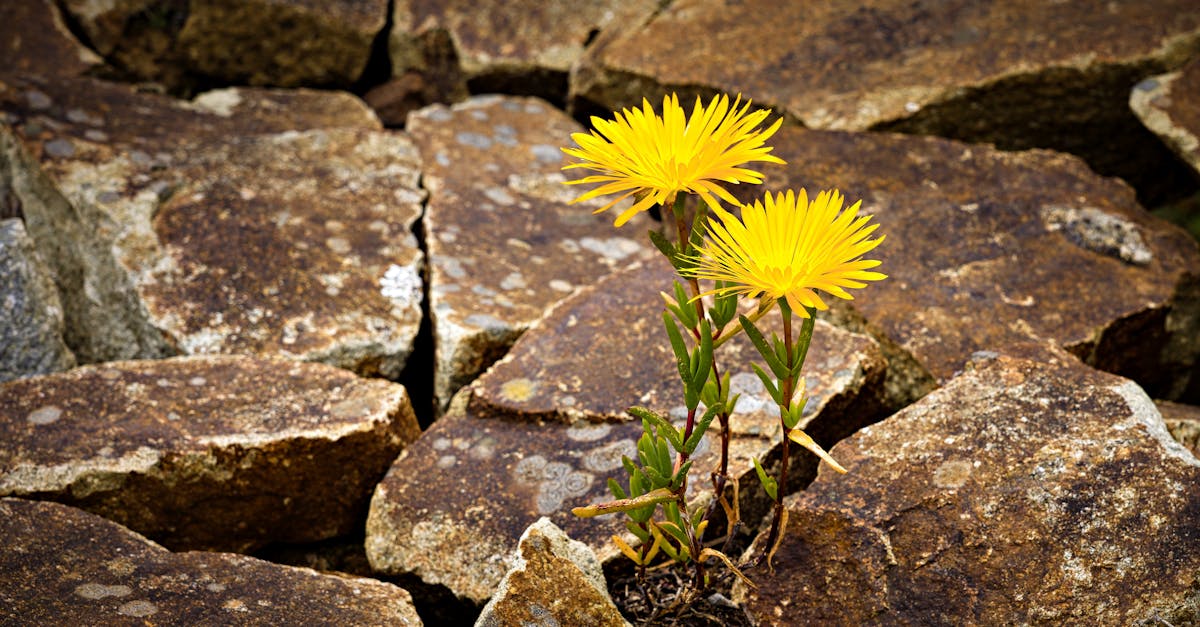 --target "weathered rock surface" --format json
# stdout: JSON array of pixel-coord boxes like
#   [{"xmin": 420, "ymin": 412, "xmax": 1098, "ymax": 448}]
[
  {"xmin": 476, "ymin": 518, "xmax": 628, "ymax": 627},
  {"xmin": 734, "ymin": 350, "xmax": 1200, "ymax": 625},
  {"xmin": 574, "ymin": 0, "xmax": 1200, "ymax": 205},
  {"xmin": 60, "ymin": 0, "xmax": 388, "ymax": 91},
  {"xmin": 0, "ymin": 355, "xmax": 420, "ymax": 552},
  {"xmin": 0, "ymin": 218, "xmax": 75, "ymax": 382},
  {"xmin": 407, "ymin": 95, "xmax": 656, "ymax": 409},
  {"xmin": 366, "ymin": 258, "xmax": 889, "ymax": 603},
  {"xmin": 0, "ymin": 498, "xmax": 422, "ymax": 626},
  {"xmin": 759, "ymin": 125, "xmax": 1200, "ymax": 402},
  {"xmin": 2, "ymin": 69, "xmax": 426, "ymax": 375},
  {"xmin": 0, "ymin": 0, "xmax": 103, "ymax": 78},
  {"xmin": 1160, "ymin": 400, "xmax": 1200, "ymax": 458},
  {"xmin": 1133, "ymin": 57, "xmax": 1200, "ymax": 175}
]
